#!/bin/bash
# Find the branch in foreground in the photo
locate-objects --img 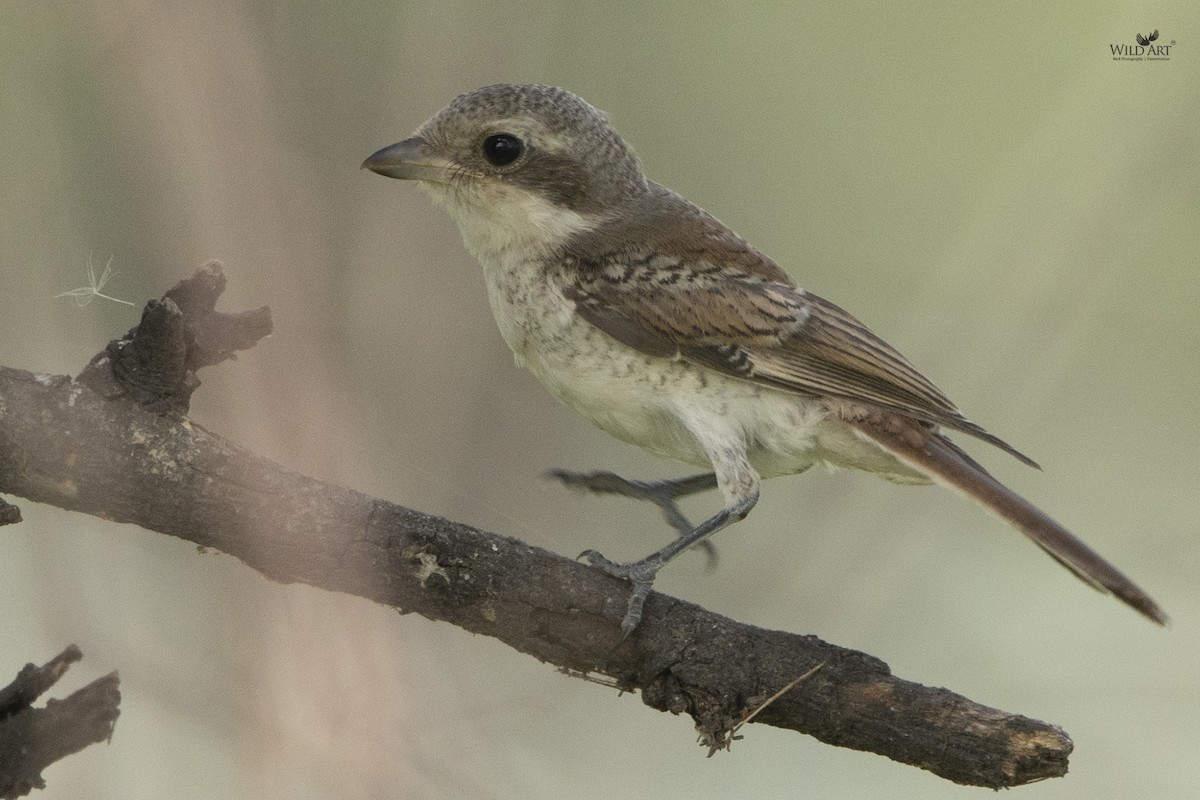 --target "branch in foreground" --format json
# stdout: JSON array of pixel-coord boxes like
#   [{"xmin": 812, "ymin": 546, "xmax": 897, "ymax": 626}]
[
  {"xmin": 0, "ymin": 266, "xmax": 1071, "ymax": 788},
  {"xmin": 0, "ymin": 646, "xmax": 121, "ymax": 800}
]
